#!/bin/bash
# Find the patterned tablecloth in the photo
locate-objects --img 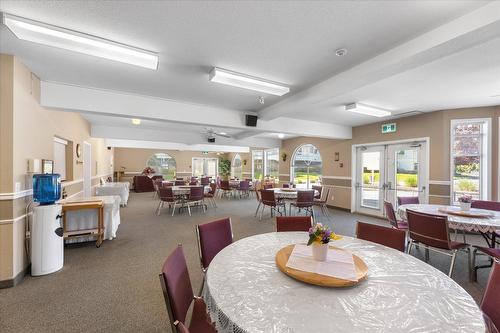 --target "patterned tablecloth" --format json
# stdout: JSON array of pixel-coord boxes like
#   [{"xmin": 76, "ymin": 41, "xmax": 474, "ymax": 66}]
[
  {"xmin": 171, "ymin": 185, "xmax": 209, "ymax": 196},
  {"xmin": 397, "ymin": 204, "xmax": 500, "ymax": 234},
  {"xmin": 204, "ymin": 232, "xmax": 484, "ymax": 333}
]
